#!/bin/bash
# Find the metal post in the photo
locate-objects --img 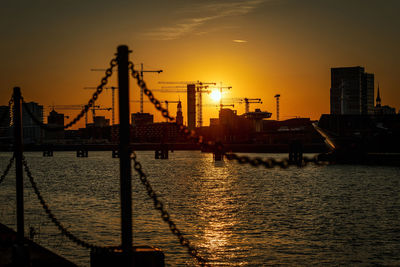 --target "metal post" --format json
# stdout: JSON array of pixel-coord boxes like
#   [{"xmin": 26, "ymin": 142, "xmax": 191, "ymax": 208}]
[
  {"xmin": 117, "ymin": 45, "xmax": 133, "ymax": 260},
  {"xmin": 13, "ymin": 87, "xmax": 24, "ymax": 245},
  {"xmin": 140, "ymin": 63, "xmax": 144, "ymax": 113}
]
